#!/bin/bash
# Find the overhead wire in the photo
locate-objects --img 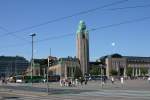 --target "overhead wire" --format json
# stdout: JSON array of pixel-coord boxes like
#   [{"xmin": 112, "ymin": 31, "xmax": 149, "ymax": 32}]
[
  {"xmin": 0, "ymin": 26, "xmax": 8, "ymax": 32},
  {"xmin": 89, "ymin": 16, "xmax": 150, "ymax": 31},
  {"xmin": 35, "ymin": 16, "xmax": 150, "ymax": 43},
  {"xmin": 108, "ymin": 4, "xmax": 150, "ymax": 10},
  {"xmin": 0, "ymin": 26, "xmax": 30, "ymax": 42},
  {"xmin": 1, "ymin": 1, "xmax": 150, "ymax": 50},
  {"xmin": 2, "ymin": 1, "xmax": 150, "ymax": 41},
  {"xmin": 0, "ymin": 0, "xmax": 128, "ymax": 37},
  {"xmin": 1, "ymin": 2, "xmax": 150, "ymax": 42},
  {"xmin": 0, "ymin": 4, "xmax": 150, "ymax": 42},
  {"xmin": 1, "ymin": 1, "xmax": 150, "ymax": 43},
  {"xmin": 0, "ymin": 15, "xmax": 150, "ymax": 51}
]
